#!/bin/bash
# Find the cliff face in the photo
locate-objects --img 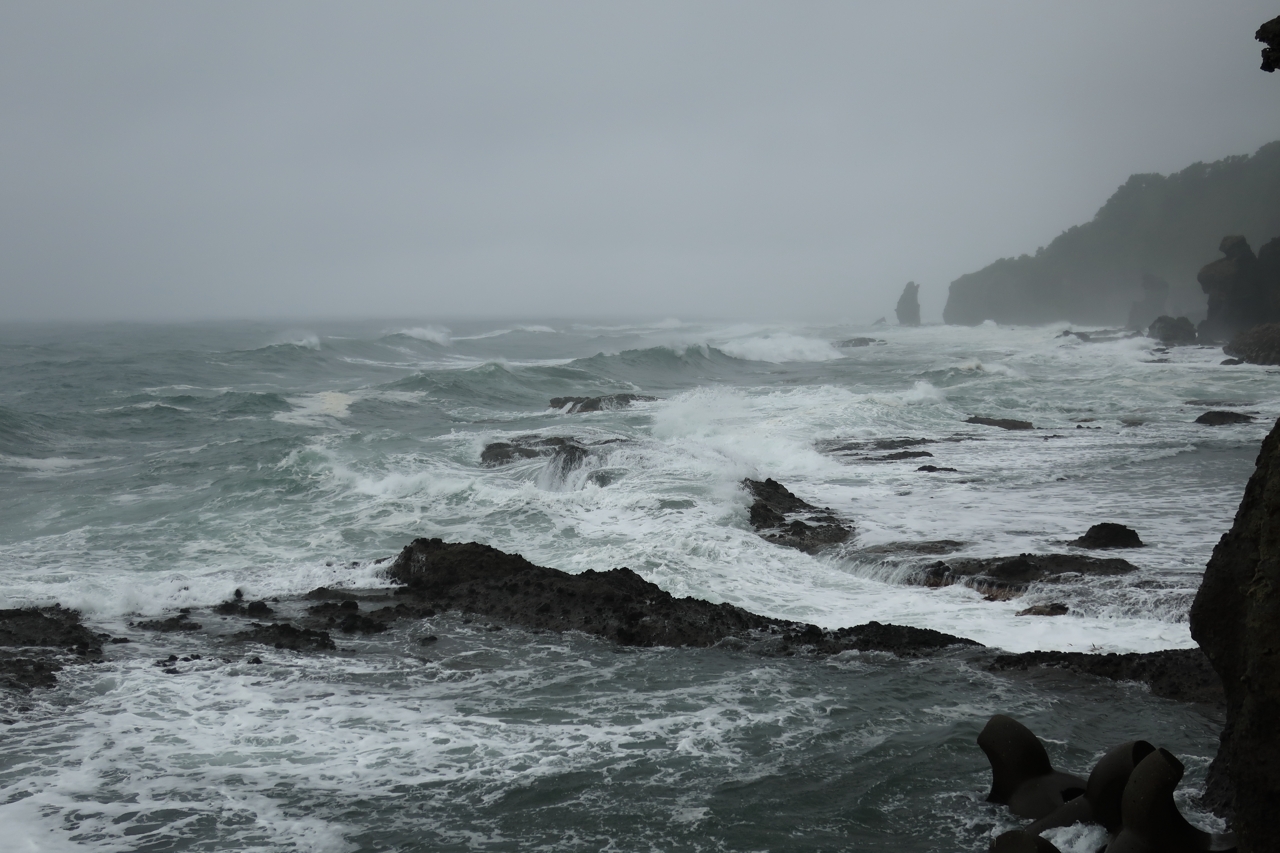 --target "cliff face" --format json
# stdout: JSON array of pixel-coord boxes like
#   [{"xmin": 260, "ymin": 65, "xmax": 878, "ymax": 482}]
[
  {"xmin": 895, "ymin": 281, "xmax": 921, "ymax": 326},
  {"xmin": 1189, "ymin": 417, "xmax": 1280, "ymax": 849},
  {"xmin": 943, "ymin": 142, "xmax": 1280, "ymax": 326}
]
